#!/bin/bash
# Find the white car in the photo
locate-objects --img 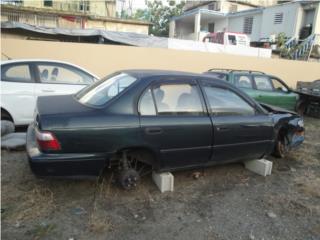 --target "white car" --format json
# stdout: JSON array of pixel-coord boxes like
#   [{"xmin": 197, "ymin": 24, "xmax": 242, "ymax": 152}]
[{"xmin": 1, "ymin": 59, "xmax": 99, "ymax": 126}]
